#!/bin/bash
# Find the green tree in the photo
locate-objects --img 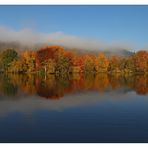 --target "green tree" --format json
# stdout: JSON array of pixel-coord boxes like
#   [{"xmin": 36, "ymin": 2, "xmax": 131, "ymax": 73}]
[{"xmin": 1, "ymin": 49, "xmax": 18, "ymax": 71}]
